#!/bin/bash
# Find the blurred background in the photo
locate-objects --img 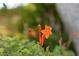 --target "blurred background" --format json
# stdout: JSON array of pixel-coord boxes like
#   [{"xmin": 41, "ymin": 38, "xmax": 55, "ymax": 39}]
[{"xmin": 0, "ymin": 3, "xmax": 78, "ymax": 56}]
